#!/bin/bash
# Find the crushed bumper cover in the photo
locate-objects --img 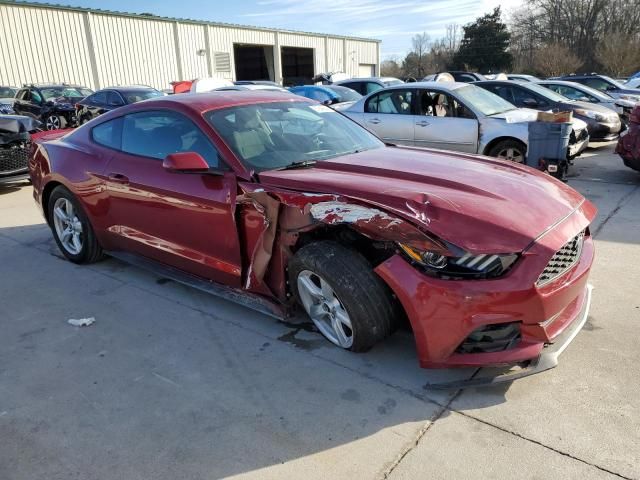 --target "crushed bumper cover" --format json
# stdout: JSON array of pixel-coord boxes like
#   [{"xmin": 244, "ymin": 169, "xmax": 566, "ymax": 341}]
[{"xmin": 425, "ymin": 283, "xmax": 593, "ymax": 389}]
